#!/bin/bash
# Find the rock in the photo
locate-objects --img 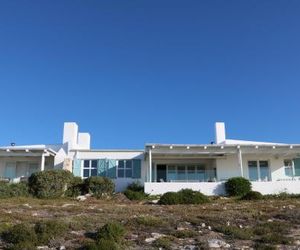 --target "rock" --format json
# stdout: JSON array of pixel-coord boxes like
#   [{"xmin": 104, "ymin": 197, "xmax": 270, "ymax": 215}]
[
  {"xmin": 239, "ymin": 224, "xmax": 243, "ymax": 229},
  {"xmin": 62, "ymin": 203, "xmax": 74, "ymax": 208},
  {"xmin": 22, "ymin": 203, "xmax": 32, "ymax": 209},
  {"xmin": 145, "ymin": 232, "xmax": 165, "ymax": 243},
  {"xmin": 180, "ymin": 245, "xmax": 198, "ymax": 250},
  {"xmin": 267, "ymin": 219, "xmax": 273, "ymax": 222},
  {"xmin": 226, "ymin": 221, "xmax": 230, "ymax": 226},
  {"xmin": 294, "ymin": 240, "xmax": 300, "ymax": 245},
  {"xmin": 76, "ymin": 195, "xmax": 87, "ymax": 201},
  {"xmin": 32, "ymin": 212, "xmax": 38, "ymax": 217},
  {"xmin": 150, "ymin": 199, "xmax": 159, "ymax": 204},
  {"xmin": 208, "ymin": 226, "xmax": 212, "ymax": 230},
  {"xmin": 201, "ymin": 223, "xmax": 206, "ymax": 228},
  {"xmin": 59, "ymin": 246, "xmax": 66, "ymax": 250},
  {"xmin": 208, "ymin": 239, "xmax": 230, "ymax": 248}
]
